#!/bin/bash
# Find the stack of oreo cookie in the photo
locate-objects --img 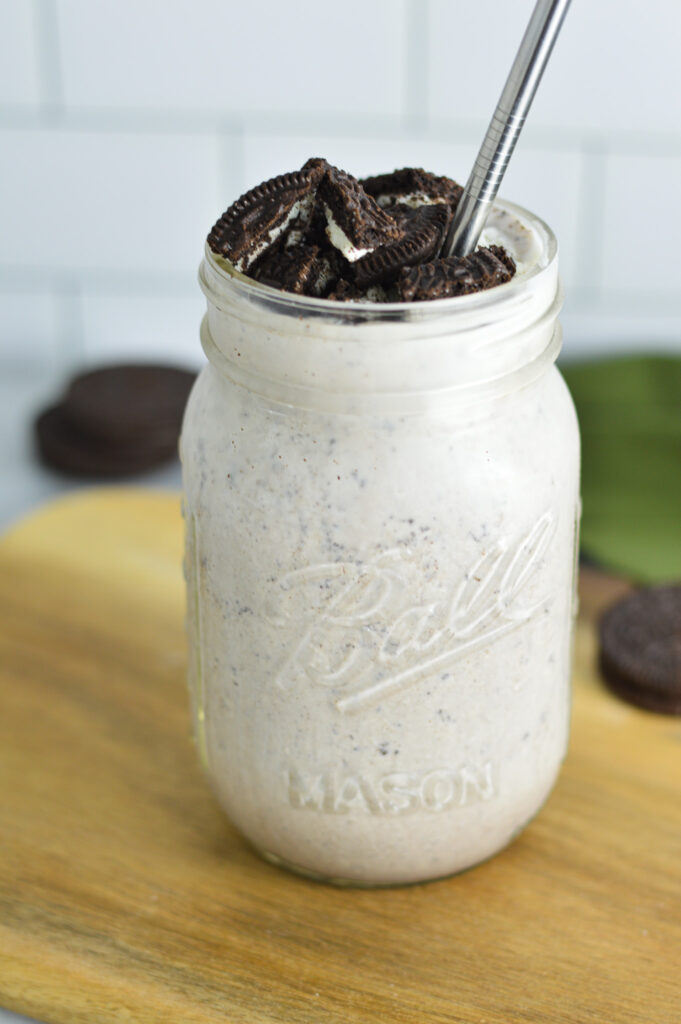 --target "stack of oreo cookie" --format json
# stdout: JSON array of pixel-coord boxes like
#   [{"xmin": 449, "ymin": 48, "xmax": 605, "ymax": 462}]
[
  {"xmin": 599, "ymin": 585, "xmax": 681, "ymax": 715},
  {"xmin": 207, "ymin": 159, "xmax": 516, "ymax": 303},
  {"xmin": 35, "ymin": 364, "xmax": 195, "ymax": 477}
]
